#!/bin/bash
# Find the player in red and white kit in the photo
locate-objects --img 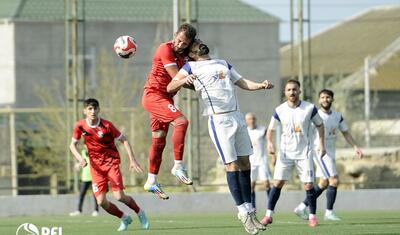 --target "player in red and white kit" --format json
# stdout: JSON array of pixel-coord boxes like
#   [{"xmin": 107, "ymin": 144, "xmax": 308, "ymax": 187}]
[
  {"xmin": 142, "ymin": 23, "xmax": 197, "ymax": 199},
  {"xmin": 70, "ymin": 98, "xmax": 149, "ymax": 232}
]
